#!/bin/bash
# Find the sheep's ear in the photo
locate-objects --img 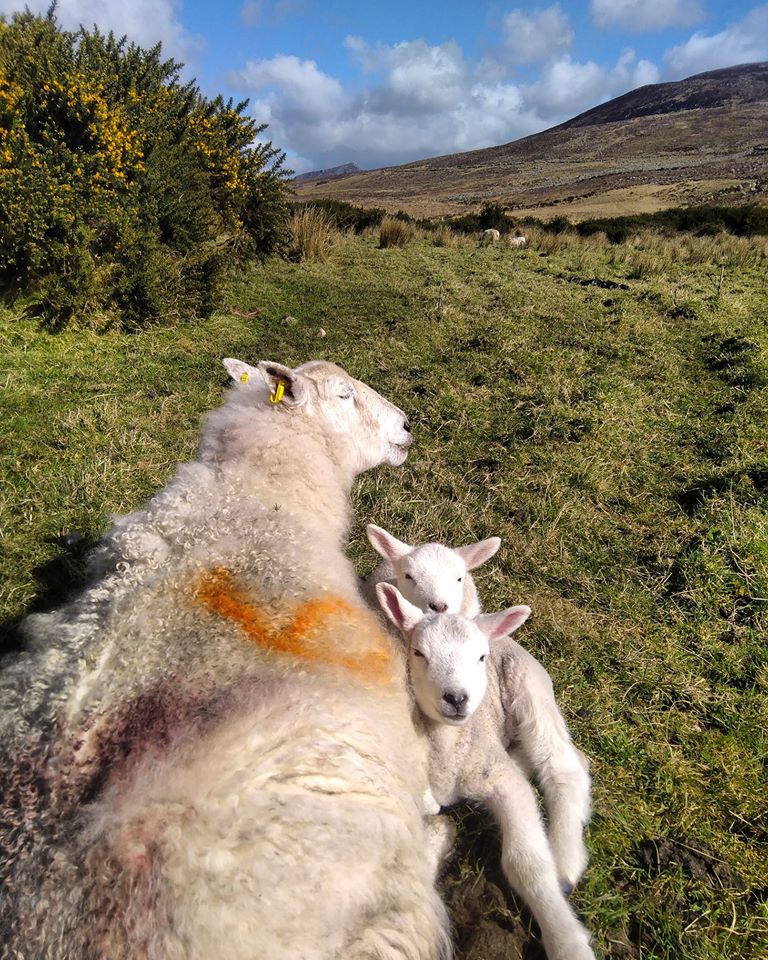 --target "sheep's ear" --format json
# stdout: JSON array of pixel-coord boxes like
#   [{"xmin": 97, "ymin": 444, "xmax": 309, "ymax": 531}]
[
  {"xmin": 476, "ymin": 605, "xmax": 531, "ymax": 642},
  {"xmin": 223, "ymin": 358, "xmax": 260, "ymax": 385},
  {"xmin": 256, "ymin": 361, "xmax": 311, "ymax": 405},
  {"xmin": 454, "ymin": 537, "xmax": 502, "ymax": 570},
  {"xmin": 367, "ymin": 523, "xmax": 413, "ymax": 562},
  {"xmin": 376, "ymin": 583, "xmax": 424, "ymax": 634}
]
